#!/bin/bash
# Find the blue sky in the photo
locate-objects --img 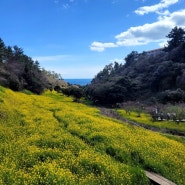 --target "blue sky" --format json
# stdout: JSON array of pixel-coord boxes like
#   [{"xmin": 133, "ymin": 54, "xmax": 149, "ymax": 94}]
[{"xmin": 0, "ymin": 0, "xmax": 185, "ymax": 78}]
